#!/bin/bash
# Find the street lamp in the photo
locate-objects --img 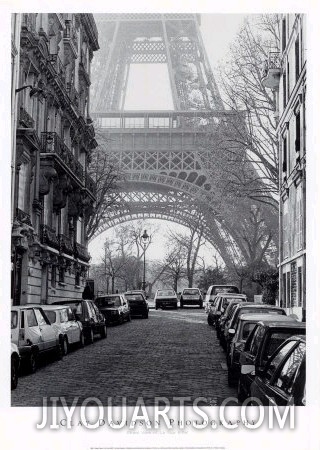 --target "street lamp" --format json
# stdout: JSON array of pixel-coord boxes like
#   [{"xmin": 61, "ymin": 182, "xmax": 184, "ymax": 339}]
[{"xmin": 140, "ymin": 229, "xmax": 150, "ymax": 291}]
